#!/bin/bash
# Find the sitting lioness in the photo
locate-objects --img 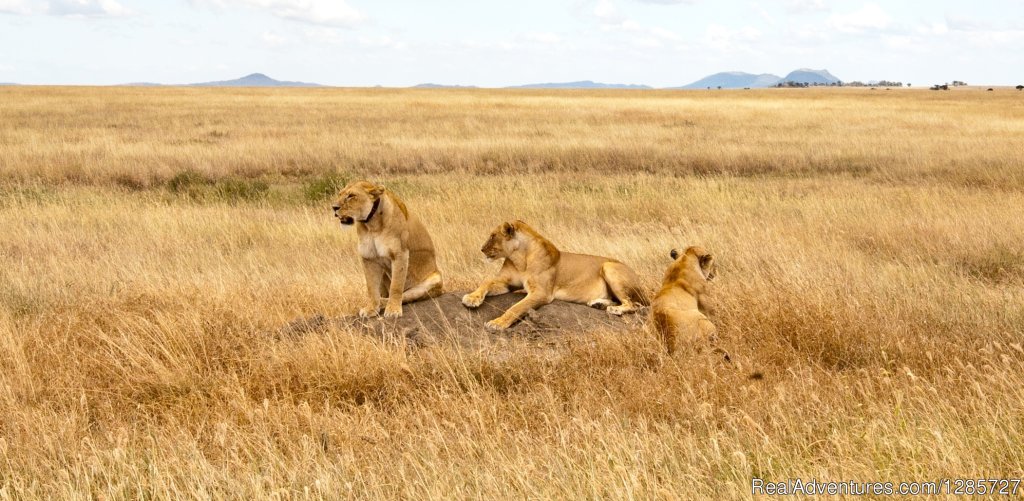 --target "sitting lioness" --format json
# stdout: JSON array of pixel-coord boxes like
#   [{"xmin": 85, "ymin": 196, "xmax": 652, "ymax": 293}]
[
  {"xmin": 462, "ymin": 220, "xmax": 648, "ymax": 330},
  {"xmin": 332, "ymin": 180, "xmax": 442, "ymax": 318},
  {"xmin": 651, "ymin": 246, "xmax": 717, "ymax": 354}
]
